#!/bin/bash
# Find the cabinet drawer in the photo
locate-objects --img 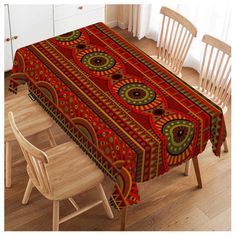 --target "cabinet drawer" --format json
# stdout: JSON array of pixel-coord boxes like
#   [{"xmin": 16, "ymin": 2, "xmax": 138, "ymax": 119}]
[
  {"xmin": 10, "ymin": 5, "xmax": 53, "ymax": 25},
  {"xmin": 54, "ymin": 8, "xmax": 105, "ymax": 36},
  {"xmin": 54, "ymin": 4, "xmax": 104, "ymax": 21}
]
